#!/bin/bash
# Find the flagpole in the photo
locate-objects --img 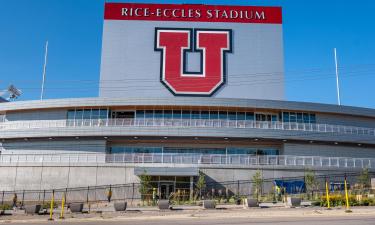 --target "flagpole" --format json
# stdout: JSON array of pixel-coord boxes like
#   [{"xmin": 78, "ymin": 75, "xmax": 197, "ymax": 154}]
[
  {"xmin": 334, "ymin": 48, "xmax": 341, "ymax": 106},
  {"xmin": 41, "ymin": 41, "xmax": 48, "ymax": 100}
]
